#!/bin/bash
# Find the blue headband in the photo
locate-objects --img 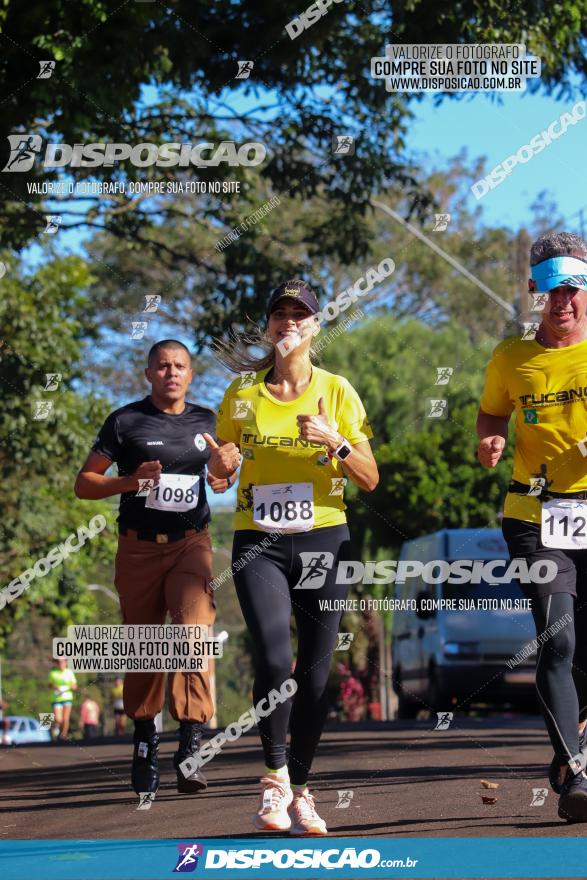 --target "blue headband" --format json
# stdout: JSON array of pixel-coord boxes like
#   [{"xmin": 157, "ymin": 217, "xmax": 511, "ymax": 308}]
[{"xmin": 531, "ymin": 255, "xmax": 587, "ymax": 292}]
